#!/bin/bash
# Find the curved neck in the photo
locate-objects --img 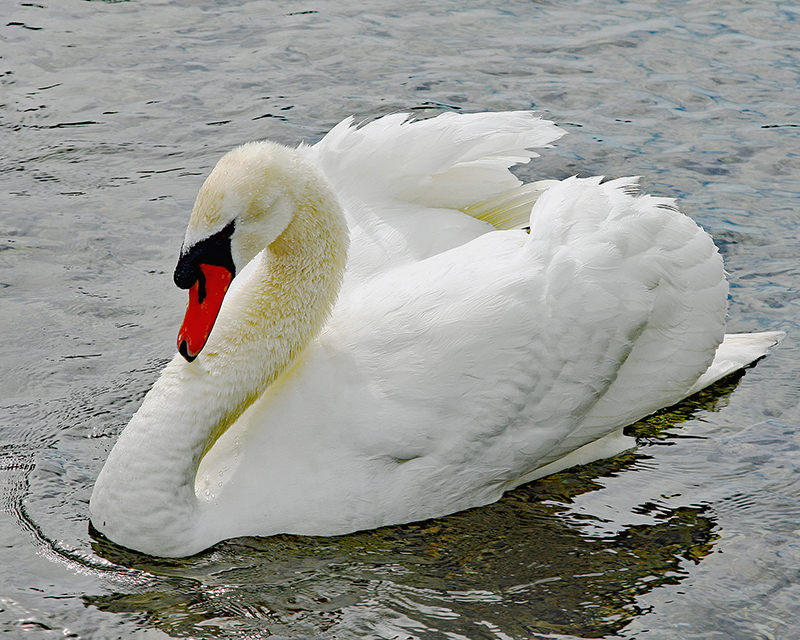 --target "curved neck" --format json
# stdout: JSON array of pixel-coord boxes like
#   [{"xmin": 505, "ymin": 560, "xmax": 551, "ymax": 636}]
[
  {"xmin": 198, "ymin": 186, "xmax": 349, "ymax": 454},
  {"xmin": 91, "ymin": 184, "xmax": 348, "ymax": 557}
]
